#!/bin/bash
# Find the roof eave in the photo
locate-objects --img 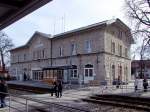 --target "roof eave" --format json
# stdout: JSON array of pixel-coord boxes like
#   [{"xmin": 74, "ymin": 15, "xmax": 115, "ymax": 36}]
[{"xmin": 0, "ymin": 0, "xmax": 52, "ymax": 30}]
